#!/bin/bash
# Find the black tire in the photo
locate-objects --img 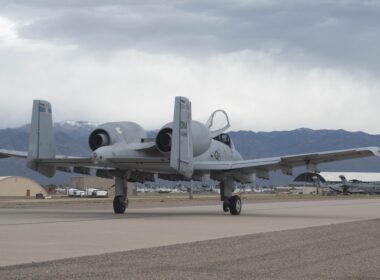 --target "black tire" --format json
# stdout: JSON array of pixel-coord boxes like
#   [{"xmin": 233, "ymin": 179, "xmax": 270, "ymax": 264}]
[
  {"xmin": 229, "ymin": 195, "xmax": 242, "ymax": 215},
  {"xmin": 113, "ymin": 196, "xmax": 128, "ymax": 214},
  {"xmin": 223, "ymin": 201, "xmax": 229, "ymax": 212}
]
